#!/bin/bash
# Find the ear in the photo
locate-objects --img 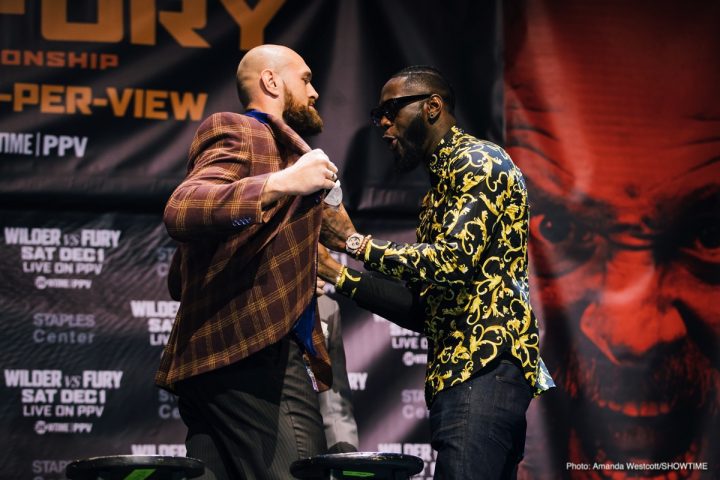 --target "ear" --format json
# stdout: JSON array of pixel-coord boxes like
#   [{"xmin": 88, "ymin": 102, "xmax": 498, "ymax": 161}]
[
  {"xmin": 426, "ymin": 94, "xmax": 443, "ymax": 123},
  {"xmin": 259, "ymin": 69, "xmax": 281, "ymax": 98}
]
